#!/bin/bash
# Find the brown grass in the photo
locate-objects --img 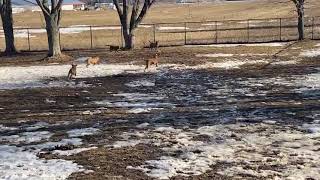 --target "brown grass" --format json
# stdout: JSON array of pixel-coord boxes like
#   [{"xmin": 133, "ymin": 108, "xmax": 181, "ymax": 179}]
[
  {"xmin": 1, "ymin": 0, "xmax": 320, "ymax": 51},
  {"xmin": 9, "ymin": 0, "xmax": 320, "ymax": 27}
]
